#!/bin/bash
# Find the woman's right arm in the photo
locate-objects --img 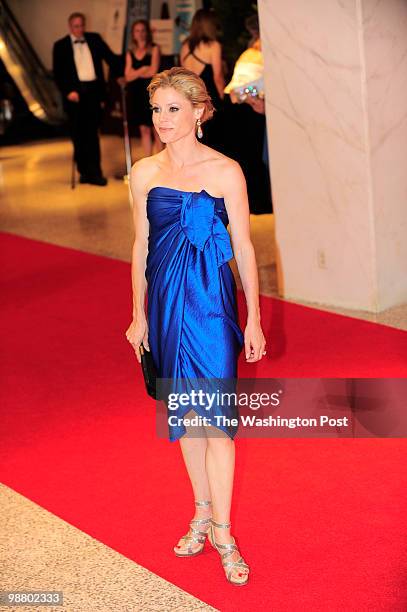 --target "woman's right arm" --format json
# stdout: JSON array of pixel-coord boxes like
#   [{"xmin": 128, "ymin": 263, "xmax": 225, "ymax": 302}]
[
  {"xmin": 126, "ymin": 160, "xmax": 151, "ymax": 361},
  {"xmin": 124, "ymin": 50, "xmax": 140, "ymax": 82}
]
